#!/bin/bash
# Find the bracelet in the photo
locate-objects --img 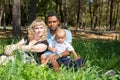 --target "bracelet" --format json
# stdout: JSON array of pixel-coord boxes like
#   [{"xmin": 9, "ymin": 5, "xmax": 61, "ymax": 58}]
[
  {"xmin": 56, "ymin": 53, "xmax": 62, "ymax": 58},
  {"xmin": 11, "ymin": 45, "xmax": 16, "ymax": 50}
]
